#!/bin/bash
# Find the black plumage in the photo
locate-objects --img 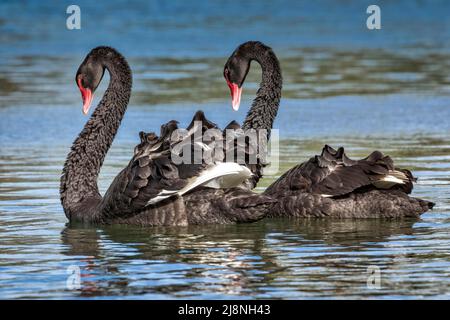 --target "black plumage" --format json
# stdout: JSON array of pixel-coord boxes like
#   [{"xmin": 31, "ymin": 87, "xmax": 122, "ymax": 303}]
[
  {"xmin": 225, "ymin": 41, "xmax": 434, "ymax": 219},
  {"xmin": 100, "ymin": 110, "xmax": 265, "ymax": 218},
  {"xmin": 223, "ymin": 41, "xmax": 282, "ymax": 188},
  {"xmin": 263, "ymin": 145, "xmax": 434, "ymax": 218},
  {"xmin": 60, "ymin": 47, "xmax": 273, "ymax": 226}
]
